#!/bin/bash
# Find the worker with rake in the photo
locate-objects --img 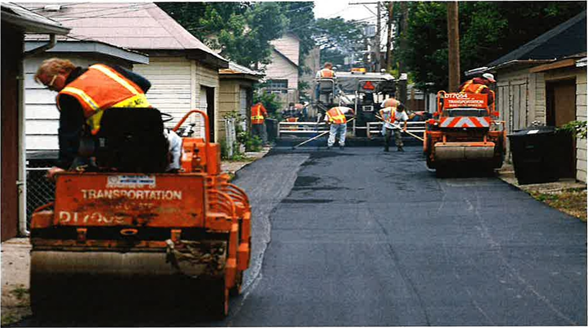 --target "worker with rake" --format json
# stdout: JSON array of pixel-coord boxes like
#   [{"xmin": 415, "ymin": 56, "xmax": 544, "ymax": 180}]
[{"xmin": 380, "ymin": 98, "xmax": 408, "ymax": 152}]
